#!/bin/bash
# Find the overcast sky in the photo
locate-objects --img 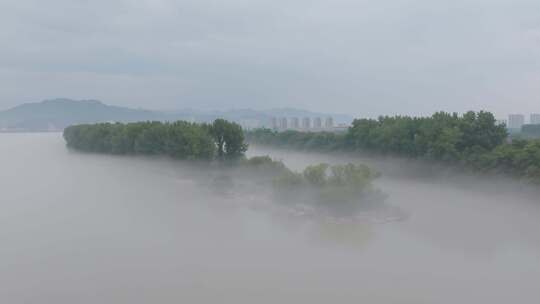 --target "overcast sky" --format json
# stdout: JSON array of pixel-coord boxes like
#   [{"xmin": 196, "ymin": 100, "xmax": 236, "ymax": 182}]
[{"xmin": 0, "ymin": 0, "xmax": 538, "ymax": 118}]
